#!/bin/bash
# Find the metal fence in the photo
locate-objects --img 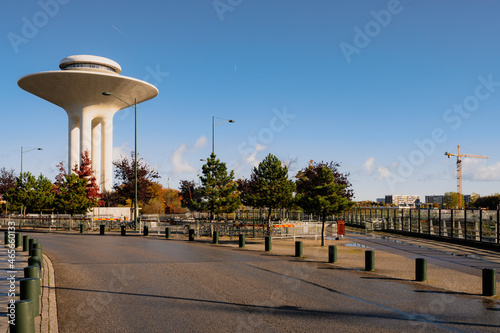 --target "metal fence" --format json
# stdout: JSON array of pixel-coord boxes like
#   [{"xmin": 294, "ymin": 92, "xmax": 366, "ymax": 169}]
[
  {"xmin": 344, "ymin": 208, "xmax": 500, "ymax": 244},
  {"xmin": 0, "ymin": 213, "xmax": 335, "ymax": 240}
]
